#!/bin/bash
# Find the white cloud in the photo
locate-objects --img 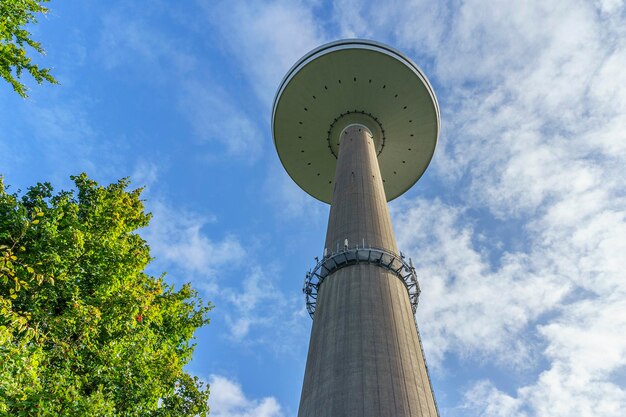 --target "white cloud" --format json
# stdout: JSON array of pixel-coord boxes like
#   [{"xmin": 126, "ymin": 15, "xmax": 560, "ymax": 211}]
[
  {"xmin": 203, "ymin": 0, "xmax": 326, "ymax": 106},
  {"xmin": 177, "ymin": 78, "xmax": 264, "ymax": 159},
  {"xmin": 426, "ymin": 1, "xmax": 626, "ymax": 216},
  {"xmin": 99, "ymin": 7, "xmax": 263, "ymax": 160},
  {"xmin": 131, "ymin": 159, "xmax": 159, "ymax": 189},
  {"xmin": 462, "ymin": 291, "xmax": 626, "ymax": 416},
  {"xmin": 393, "ymin": 191, "xmax": 626, "ymax": 415},
  {"xmin": 331, "ymin": 0, "xmax": 449, "ymax": 58},
  {"xmin": 392, "ymin": 199, "xmax": 570, "ymax": 368},
  {"xmin": 141, "ymin": 197, "xmax": 308, "ymax": 352},
  {"xmin": 2, "ymin": 95, "xmax": 117, "ymax": 185},
  {"xmin": 98, "ymin": 9, "xmax": 197, "ymax": 76},
  {"xmin": 193, "ymin": 0, "xmax": 332, "ymax": 214},
  {"xmin": 370, "ymin": 3, "xmax": 626, "ymax": 414},
  {"xmin": 209, "ymin": 374, "xmax": 284, "ymax": 417},
  {"xmin": 262, "ymin": 163, "xmax": 326, "ymax": 222},
  {"xmin": 221, "ymin": 266, "xmax": 276, "ymax": 341},
  {"xmin": 143, "ymin": 200, "xmax": 245, "ymax": 282},
  {"xmin": 462, "ymin": 380, "xmax": 526, "ymax": 417},
  {"xmin": 219, "ymin": 264, "xmax": 309, "ymax": 353}
]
